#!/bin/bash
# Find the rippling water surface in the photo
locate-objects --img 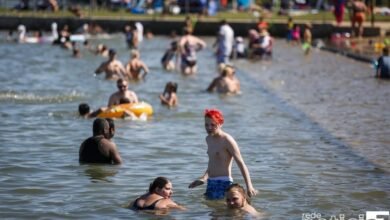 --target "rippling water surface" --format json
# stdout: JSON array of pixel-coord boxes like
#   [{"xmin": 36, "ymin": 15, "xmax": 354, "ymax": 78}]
[{"xmin": 0, "ymin": 34, "xmax": 388, "ymax": 219}]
